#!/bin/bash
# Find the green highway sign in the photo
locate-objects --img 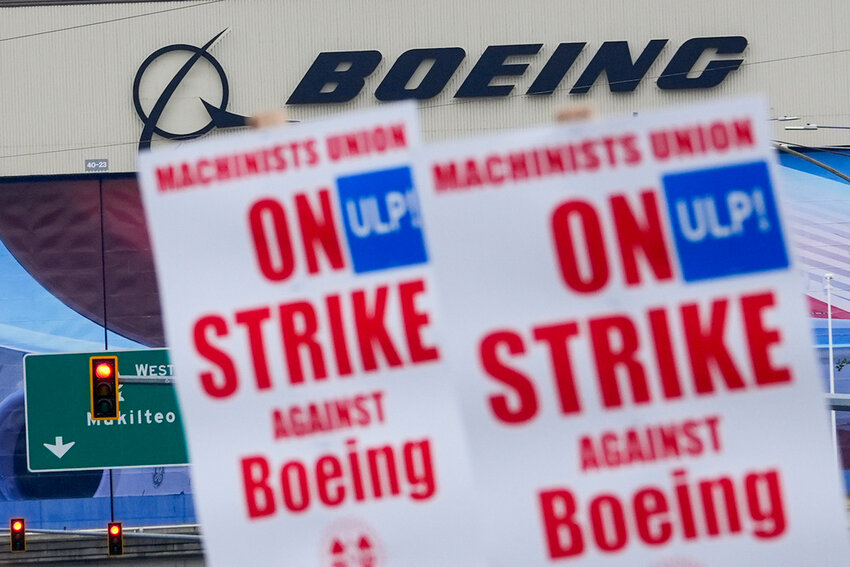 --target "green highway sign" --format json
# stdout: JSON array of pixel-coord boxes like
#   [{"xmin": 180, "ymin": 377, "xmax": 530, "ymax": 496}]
[{"xmin": 24, "ymin": 349, "xmax": 189, "ymax": 472}]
